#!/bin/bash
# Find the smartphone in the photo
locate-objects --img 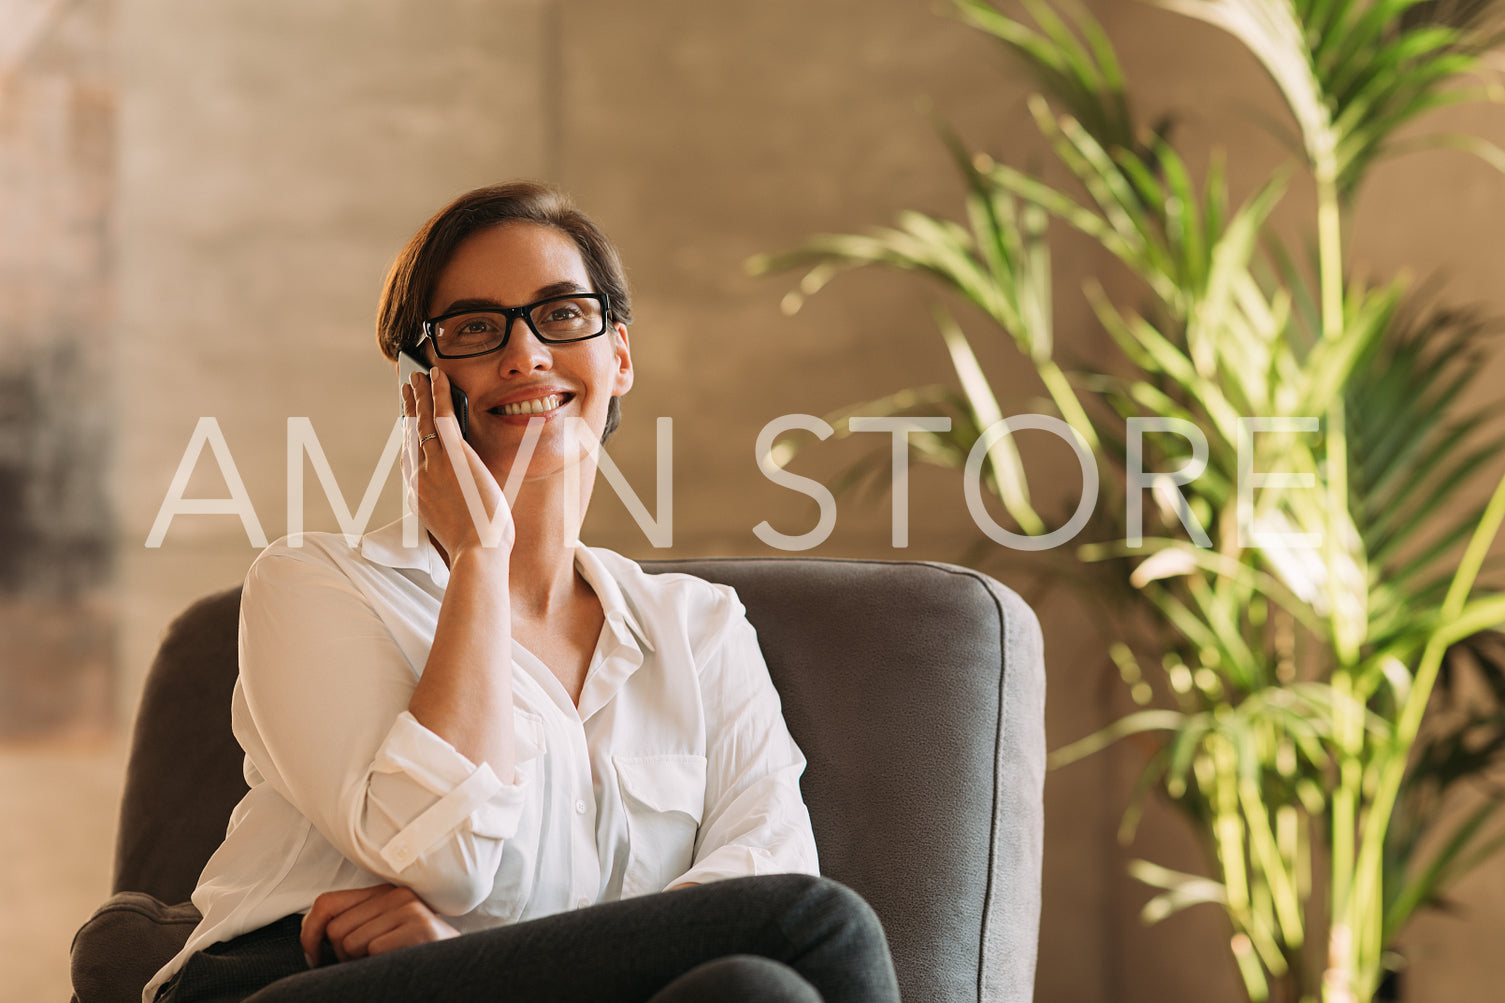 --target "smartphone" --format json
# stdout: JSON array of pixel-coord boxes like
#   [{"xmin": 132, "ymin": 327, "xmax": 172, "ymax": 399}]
[{"xmin": 398, "ymin": 348, "xmax": 469, "ymax": 440}]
